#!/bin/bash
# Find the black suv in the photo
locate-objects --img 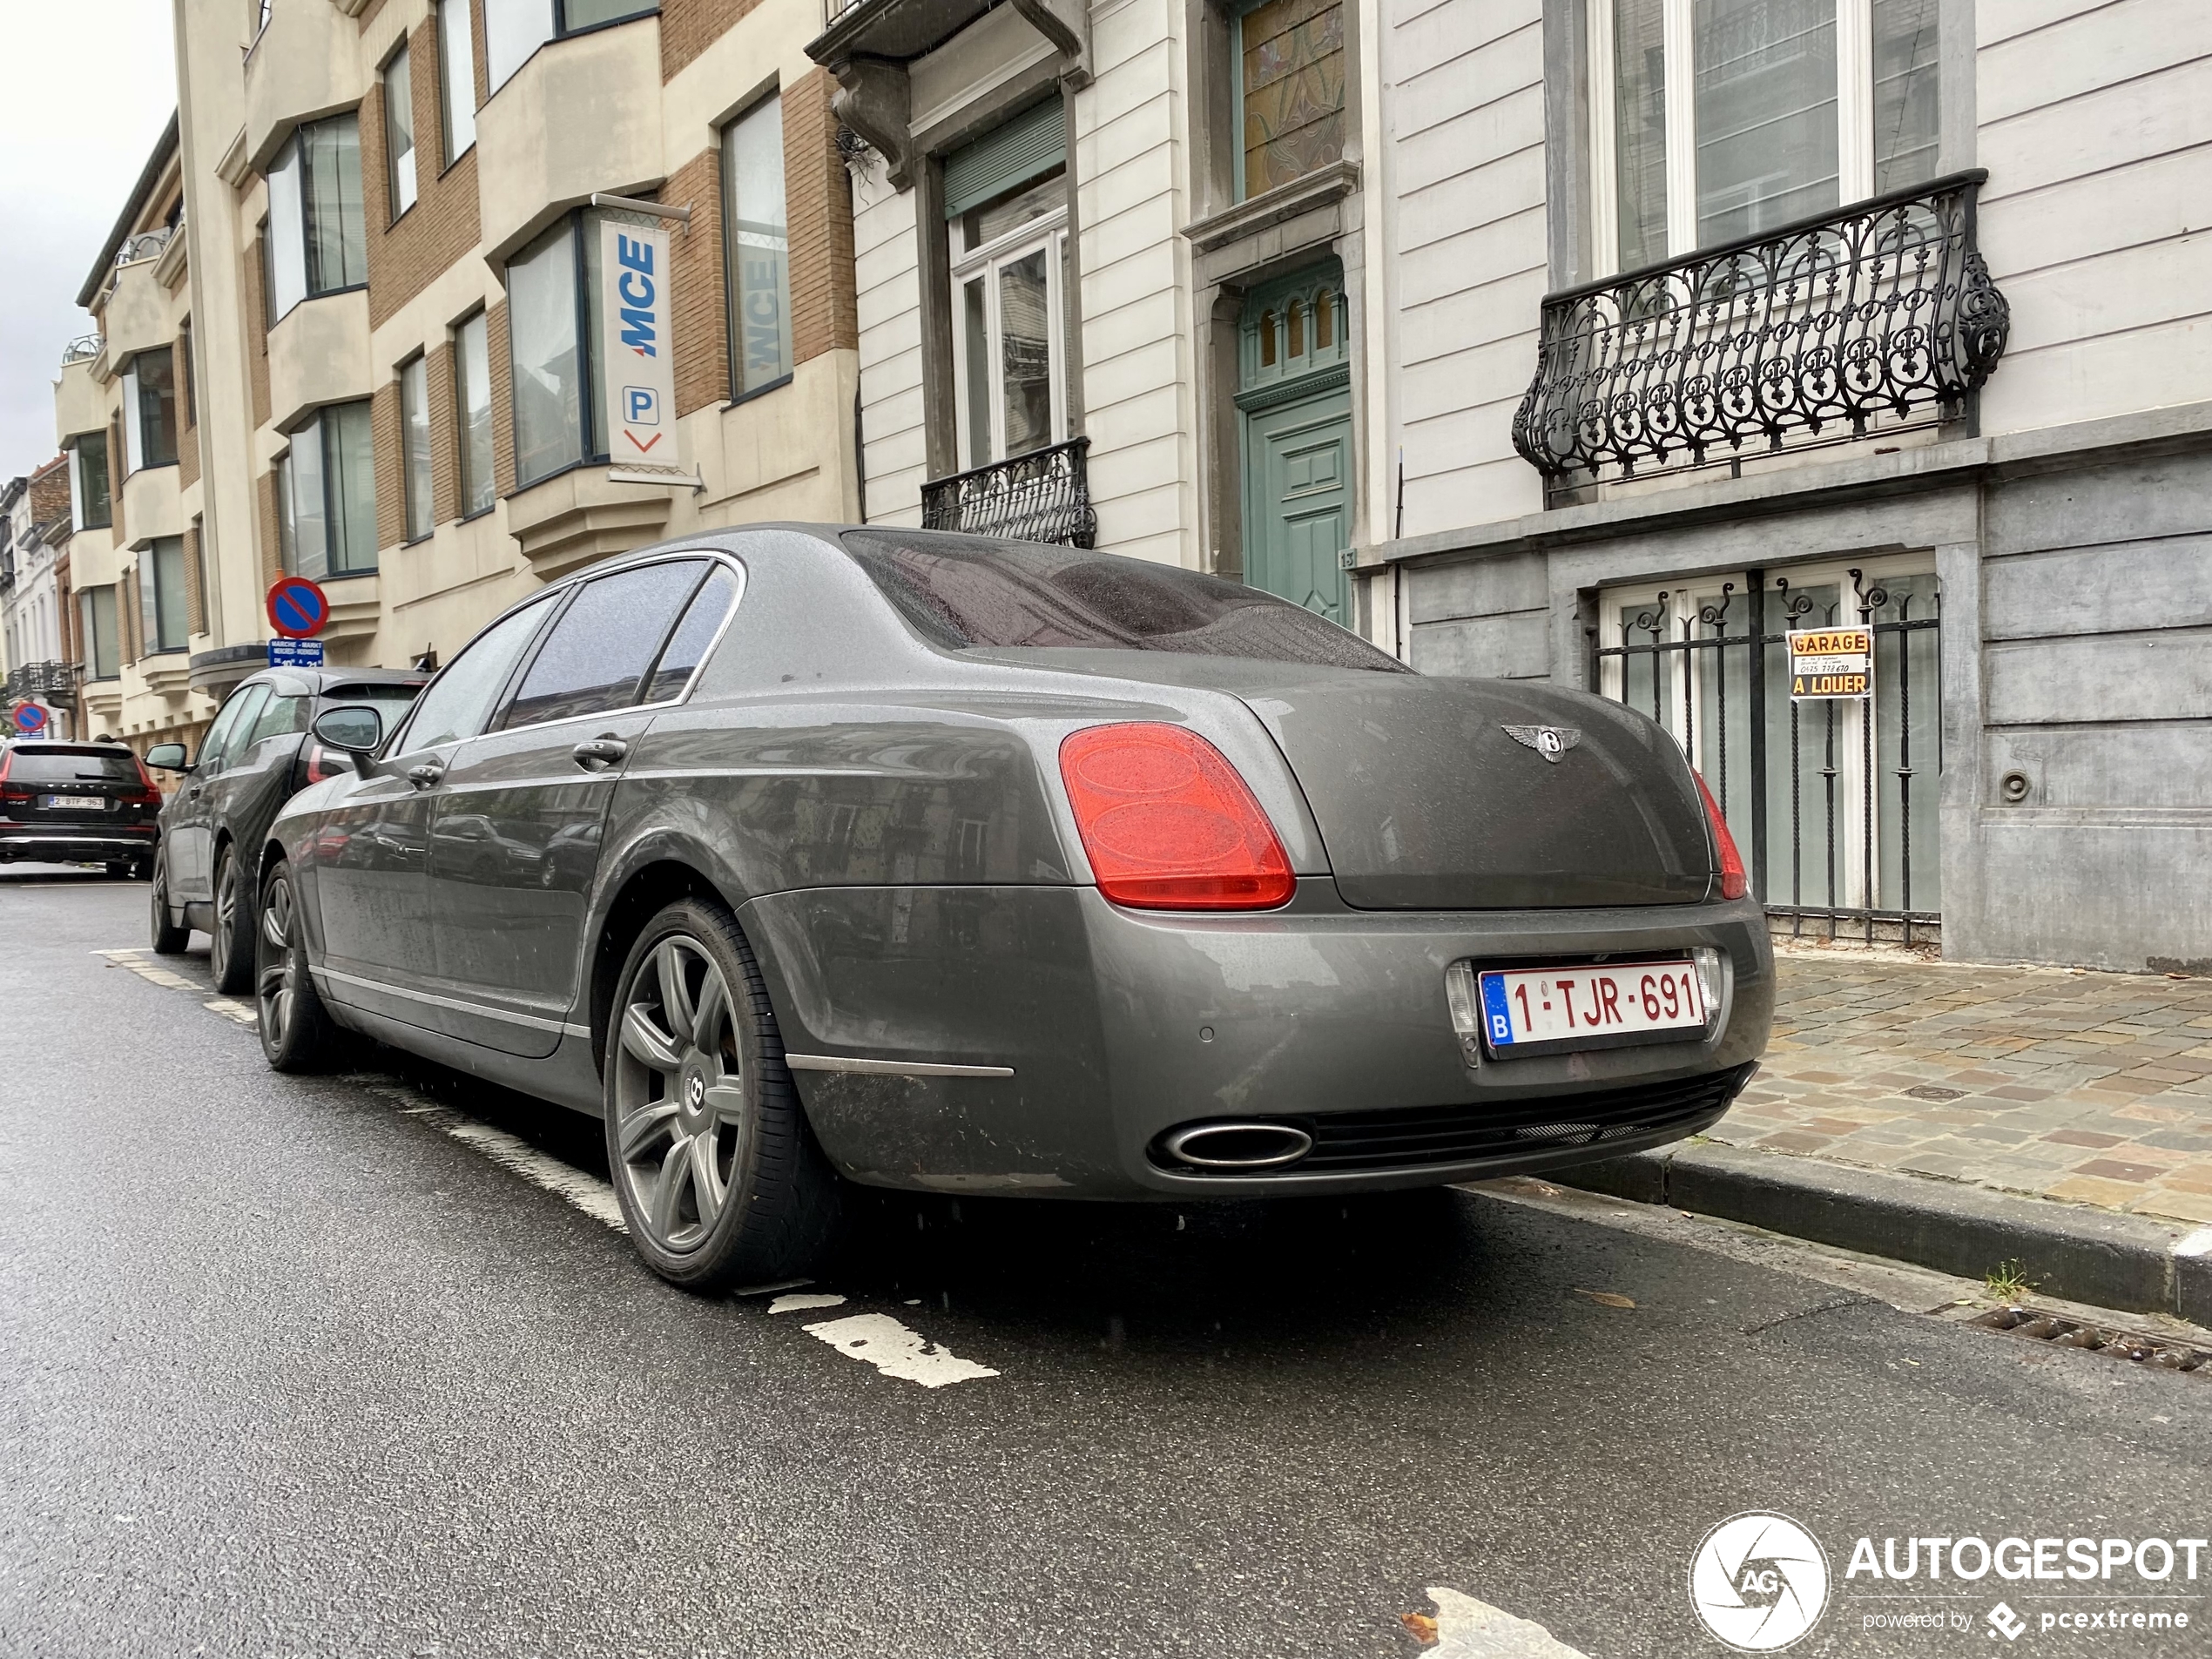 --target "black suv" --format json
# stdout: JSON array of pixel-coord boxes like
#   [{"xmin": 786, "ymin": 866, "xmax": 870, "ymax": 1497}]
[
  {"xmin": 0, "ymin": 740, "xmax": 165, "ymax": 875},
  {"xmin": 147, "ymin": 665, "xmax": 426, "ymax": 992}
]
